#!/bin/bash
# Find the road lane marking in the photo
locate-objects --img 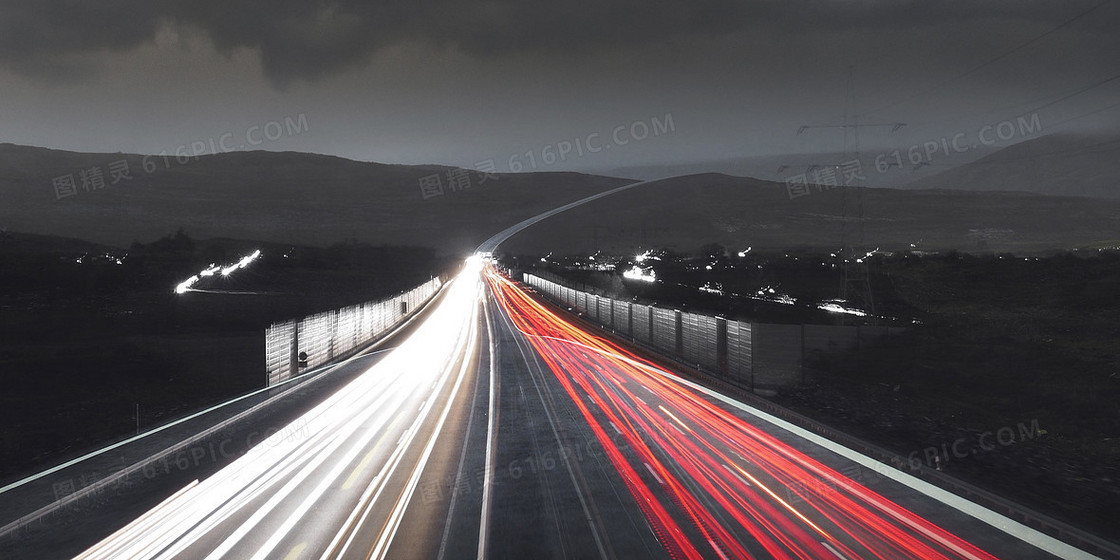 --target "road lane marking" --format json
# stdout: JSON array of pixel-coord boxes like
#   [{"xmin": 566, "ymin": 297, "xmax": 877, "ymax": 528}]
[
  {"xmin": 438, "ymin": 310, "xmax": 488, "ymax": 560},
  {"xmin": 322, "ymin": 280, "xmax": 480, "ymax": 560},
  {"xmin": 478, "ymin": 294, "xmax": 499, "ymax": 560},
  {"xmin": 343, "ymin": 448, "xmax": 380, "ymax": 490},
  {"xmin": 708, "ymin": 539, "xmax": 730, "ymax": 560},
  {"xmin": 658, "ymin": 405, "xmax": 691, "ymax": 434},
  {"xmin": 722, "ymin": 464, "xmax": 750, "ymax": 486},
  {"xmin": 283, "ymin": 542, "xmax": 307, "ymax": 560},
  {"xmin": 342, "ymin": 424, "xmax": 400, "ymax": 491},
  {"xmin": 821, "ymin": 541, "xmax": 848, "ymax": 559},
  {"xmin": 364, "ymin": 296, "xmax": 482, "ymax": 560},
  {"xmin": 496, "ymin": 295, "xmax": 612, "ymax": 560},
  {"xmin": 644, "ymin": 463, "xmax": 664, "ymax": 485}
]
